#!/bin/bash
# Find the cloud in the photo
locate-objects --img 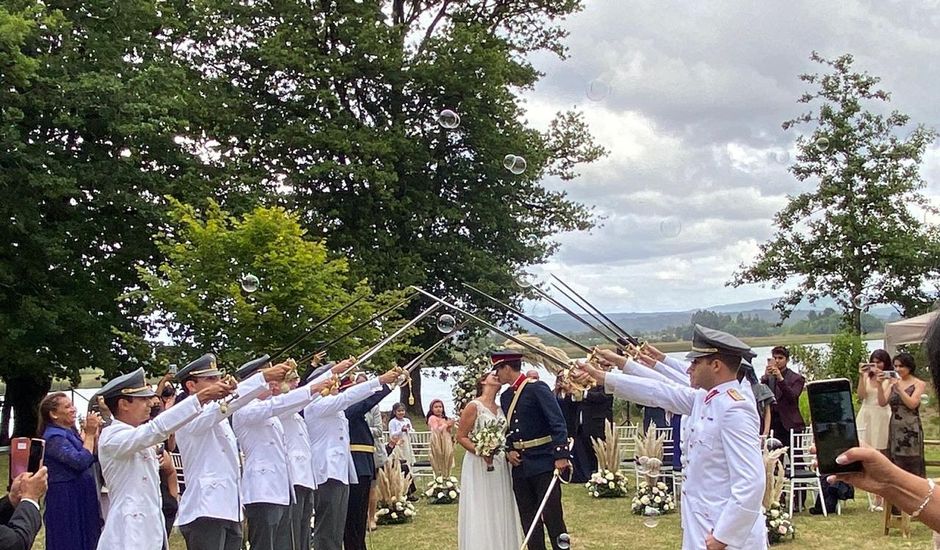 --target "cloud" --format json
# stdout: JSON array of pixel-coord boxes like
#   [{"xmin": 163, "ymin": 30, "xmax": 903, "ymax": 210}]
[{"xmin": 523, "ymin": 0, "xmax": 940, "ymax": 313}]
